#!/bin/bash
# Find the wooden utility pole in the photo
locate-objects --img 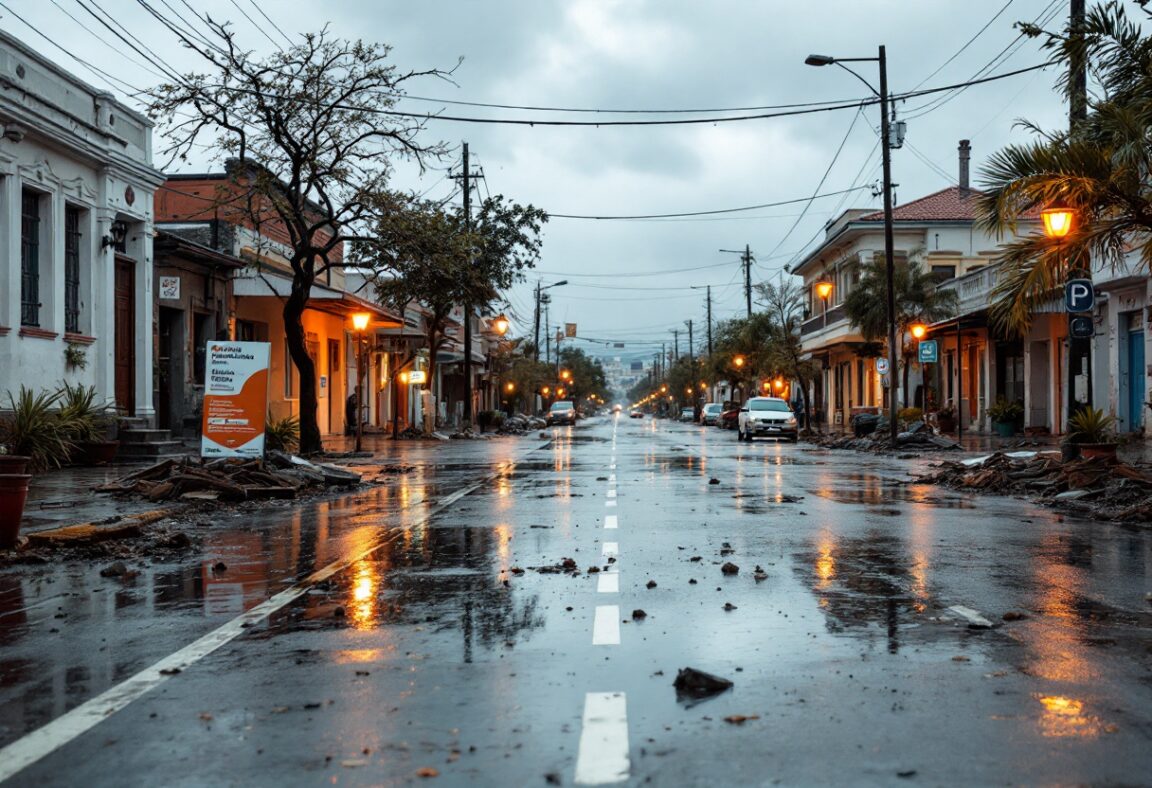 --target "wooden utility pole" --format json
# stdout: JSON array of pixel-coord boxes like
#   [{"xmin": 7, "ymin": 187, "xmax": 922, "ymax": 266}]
[
  {"xmin": 686, "ymin": 319, "xmax": 694, "ymax": 368},
  {"xmin": 452, "ymin": 143, "xmax": 483, "ymax": 426},
  {"xmin": 706, "ymin": 286, "xmax": 713, "ymax": 356},
  {"xmin": 743, "ymin": 244, "xmax": 753, "ymax": 317}
]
